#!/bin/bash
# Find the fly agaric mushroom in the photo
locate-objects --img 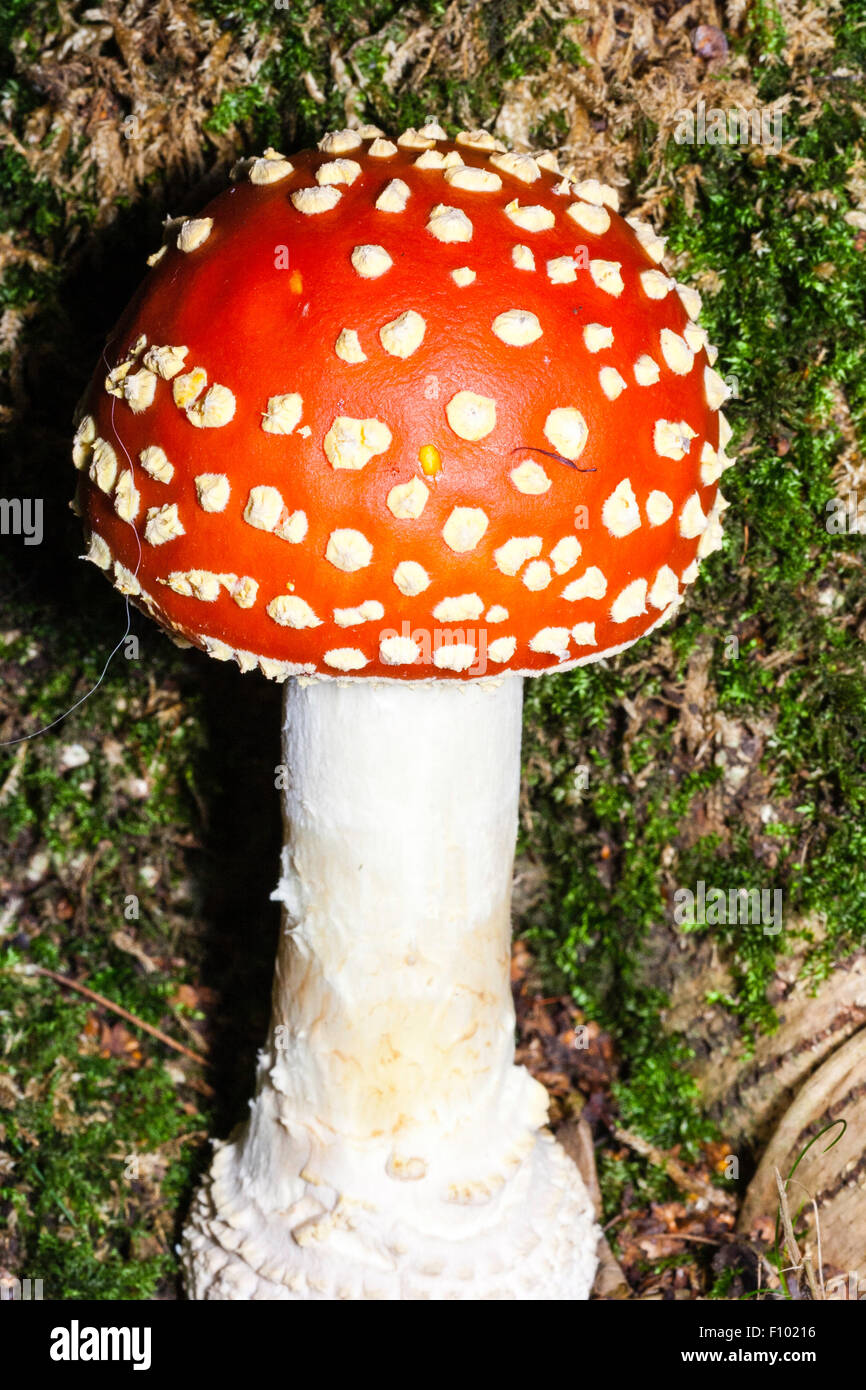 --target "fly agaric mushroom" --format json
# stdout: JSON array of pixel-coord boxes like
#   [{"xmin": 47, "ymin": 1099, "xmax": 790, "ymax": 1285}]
[{"xmin": 72, "ymin": 122, "xmax": 733, "ymax": 1300}]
